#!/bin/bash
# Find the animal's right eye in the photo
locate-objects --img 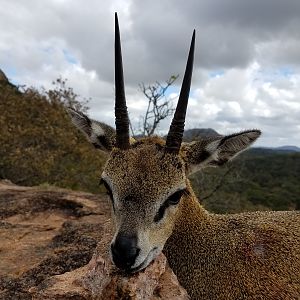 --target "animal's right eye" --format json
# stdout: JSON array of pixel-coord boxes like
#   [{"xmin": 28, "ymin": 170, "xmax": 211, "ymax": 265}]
[
  {"xmin": 154, "ymin": 189, "xmax": 186, "ymax": 223},
  {"xmin": 154, "ymin": 204, "xmax": 166, "ymax": 223},
  {"xmin": 100, "ymin": 179, "xmax": 113, "ymax": 200}
]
